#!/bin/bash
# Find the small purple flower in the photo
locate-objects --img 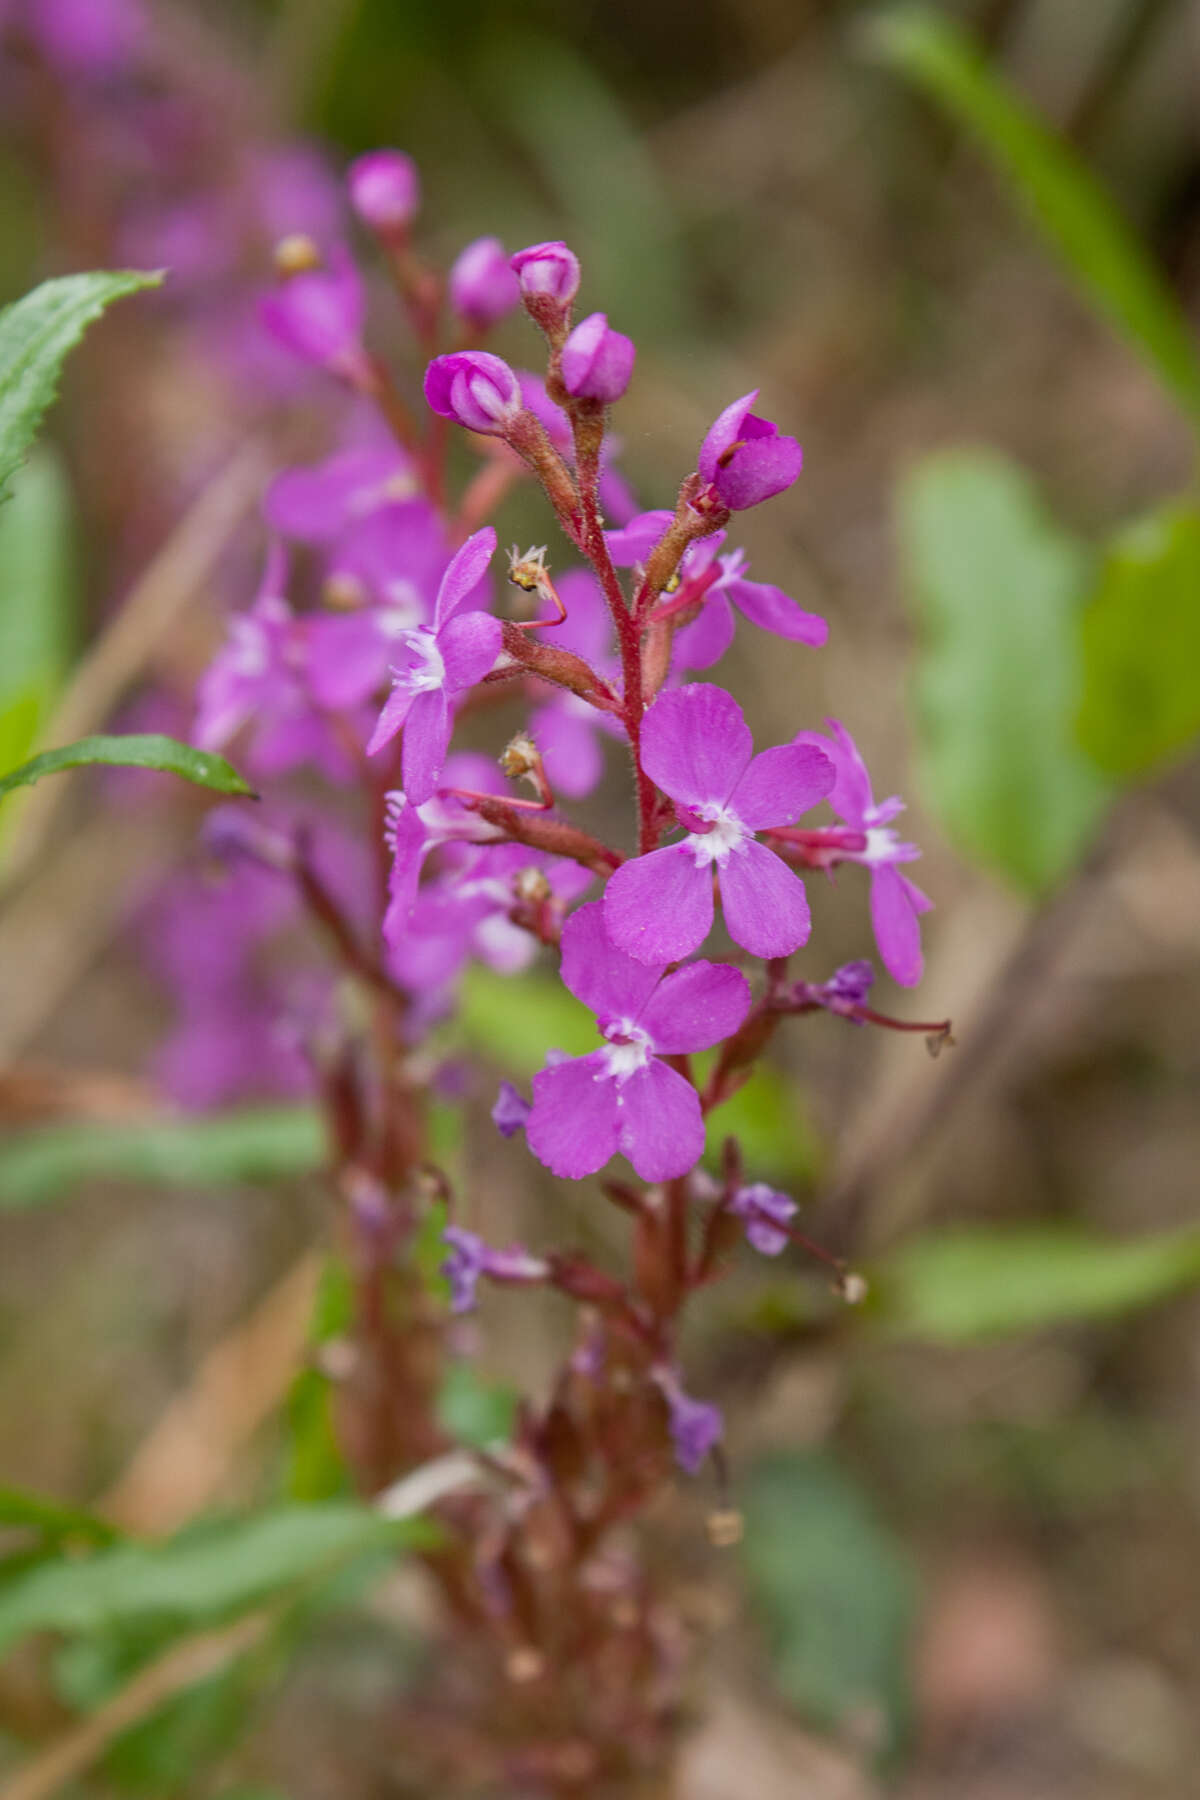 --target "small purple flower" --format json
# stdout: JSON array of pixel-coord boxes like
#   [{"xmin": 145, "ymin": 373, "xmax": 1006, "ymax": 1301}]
[
  {"xmin": 441, "ymin": 1226, "xmax": 548, "ymax": 1314},
  {"xmin": 524, "ymin": 902, "xmax": 750, "ymax": 1183},
  {"xmin": 815, "ymin": 959, "xmax": 876, "ymax": 1012},
  {"xmin": 259, "ymin": 245, "xmax": 368, "ymax": 380},
  {"xmin": 792, "ymin": 721, "xmax": 932, "ymax": 988},
  {"xmin": 265, "ymin": 443, "xmax": 417, "ymax": 543},
  {"xmin": 424, "ymin": 351, "xmax": 524, "ymax": 436},
  {"xmin": 561, "ymin": 312, "xmax": 635, "ymax": 404},
  {"xmin": 366, "ymin": 527, "xmax": 501, "ymax": 802},
  {"xmin": 697, "ymin": 389, "xmax": 803, "ymax": 512},
  {"xmin": 604, "ymin": 685, "xmax": 835, "ymax": 965},
  {"xmin": 492, "ymin": 1081, "xmax": 532, "ymax": 1139},
  {"xmin": 449, "ymin": 236, "xmax": 520, "ymax": 329},
  {"xmin": 729, "ymin": 1183, "xmax": 797, "ymax": 1257},
  {"xmin": 347, "ymin": 150, "xmax": 419, "ymax": 235},
  {"xmin": 510, "ymin": 240, "xmax": 580, "ymax": 305},
  {"xmin": 655, "ymin": 1369, "xmax": 724, "ymax": 1475}
]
